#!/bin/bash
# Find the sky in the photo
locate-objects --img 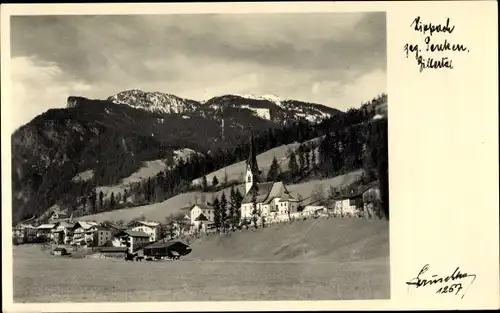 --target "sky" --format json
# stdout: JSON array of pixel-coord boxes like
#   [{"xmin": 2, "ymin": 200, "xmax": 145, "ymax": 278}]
[{"xmin": 10, "ymin": 12, "xmax": 386, "ymax": 132}]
